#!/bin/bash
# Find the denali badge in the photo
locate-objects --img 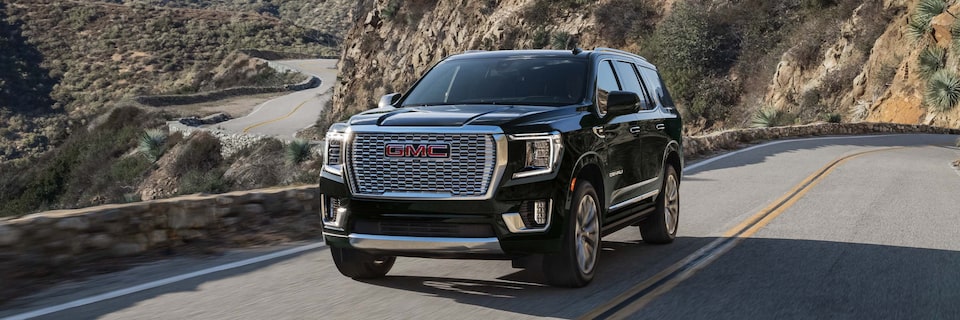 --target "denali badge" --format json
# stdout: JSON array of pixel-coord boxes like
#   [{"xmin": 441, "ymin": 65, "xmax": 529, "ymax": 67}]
[{"xmin": 384, "ymin": 143, "xmax": 451, "ymax": 158}]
